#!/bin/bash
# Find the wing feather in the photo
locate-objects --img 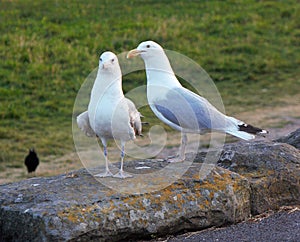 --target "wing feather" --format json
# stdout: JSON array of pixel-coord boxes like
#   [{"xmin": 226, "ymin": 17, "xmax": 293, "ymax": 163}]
[
  {"xmin": 151, "ymin": 87, "xmax": 228, "ymax": 133},
  {"xmin": 77, "ymin": 111, "xmax": 96, "ymax": 137}
]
